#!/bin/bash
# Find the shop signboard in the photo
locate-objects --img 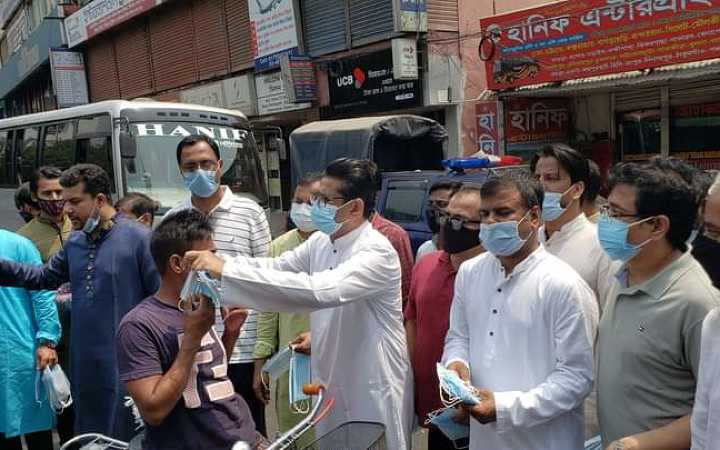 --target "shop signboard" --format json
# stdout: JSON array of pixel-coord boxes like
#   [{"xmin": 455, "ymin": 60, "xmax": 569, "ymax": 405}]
[
  {"xmin": 65, "ymin": 0, "xmax": 165, "ymax": 48},
  {"xmin": 180, "ymin": 83, "xmax": 225, "ymax": 109},
  {"xmin": 222, "ymin": 75, "xmax": 258, "ymax": 116},
  {"xmin": 475, "ymin": 101, "xmax": 503, "ymax": 155},
  {"xmin": 670, "ymin": 101, "xmax": 720, "ymax": 170},
  {"xmin": 328, "ymin": 49, "xmax": 422, "ymax": 115},
  {"xmin": 392, "ymin": 37, "xmax": 419, "ymax": 80},
  {"xmin": 50, "ymin": 49, "xmax": 90, "ymax": 108},
  {"xmin": 504, "ymin": 98, "xmax": 570, "ymax": 160},
  {"xmin": 255, "ymin": 71, "xmax": 311, "ymax": 116},
  {"xmin": 480, "ymin": 0, "xmax": 720, "ymax": 90},
  {"xmin": 249, "ymin": 0, "xmax": 301, "ymax": 72},
  {"xmin": 280, "ymin": 54, "xmax": 317, "ymax": 103},
  {"xmin": 396, "ymin": 0, "xmax": 427, "ymax": 32}
]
